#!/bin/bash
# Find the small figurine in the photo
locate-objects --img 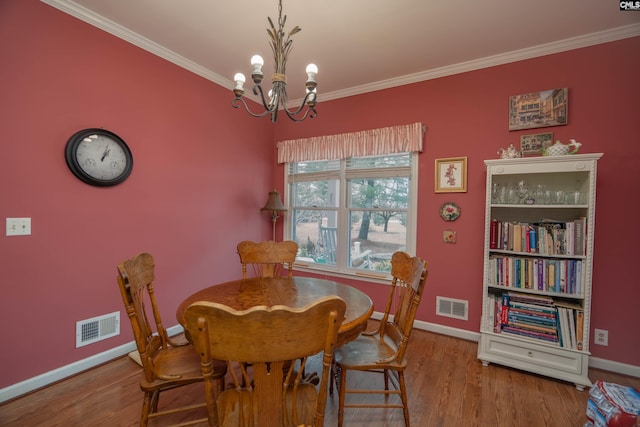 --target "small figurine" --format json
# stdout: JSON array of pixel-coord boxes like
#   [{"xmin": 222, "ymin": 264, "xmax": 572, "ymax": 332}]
[
  {"xmin": 497, "ymin": 144, "xmax": 522, "ymax": 159},
  {"xmin": 543, "ymin": 139, "xmax": 582, "ymax": 156}
]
